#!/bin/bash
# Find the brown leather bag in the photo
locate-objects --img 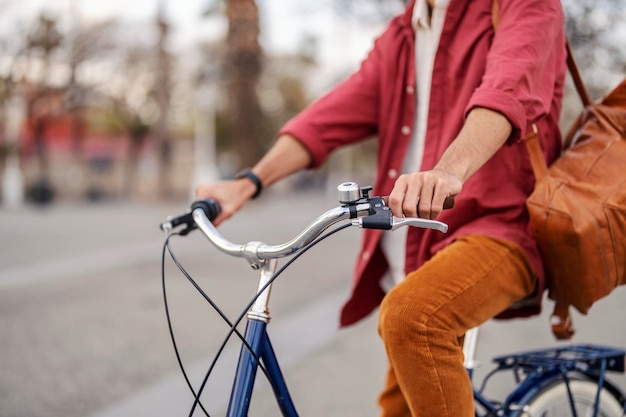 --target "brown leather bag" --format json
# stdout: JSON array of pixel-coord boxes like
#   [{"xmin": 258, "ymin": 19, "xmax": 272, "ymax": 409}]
[{"xmin": 524, "ymin": 47, "xmax": 626, "ymax": 340}]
